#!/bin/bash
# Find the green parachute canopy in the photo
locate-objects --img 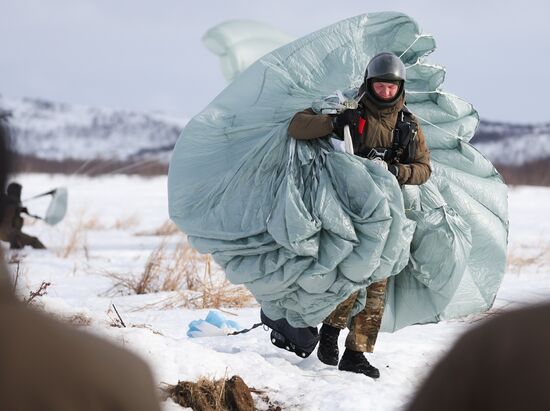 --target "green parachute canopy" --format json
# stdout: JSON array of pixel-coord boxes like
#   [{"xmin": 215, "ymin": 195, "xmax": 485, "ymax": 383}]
[
  {"xmin": 169, "ymin": 12, "xmax": 508, "ymax": 331},
  {"xmin": 203, "ymin": 20, "xmax": 293, "ymax": 82}
]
